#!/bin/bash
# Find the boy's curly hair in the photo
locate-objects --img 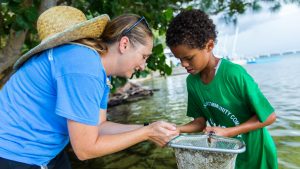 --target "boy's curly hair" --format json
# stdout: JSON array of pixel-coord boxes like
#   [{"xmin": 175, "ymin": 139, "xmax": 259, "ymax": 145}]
[{"xmin": 166, "ymin": 9, "xmax": 217, "ymax": 49}]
